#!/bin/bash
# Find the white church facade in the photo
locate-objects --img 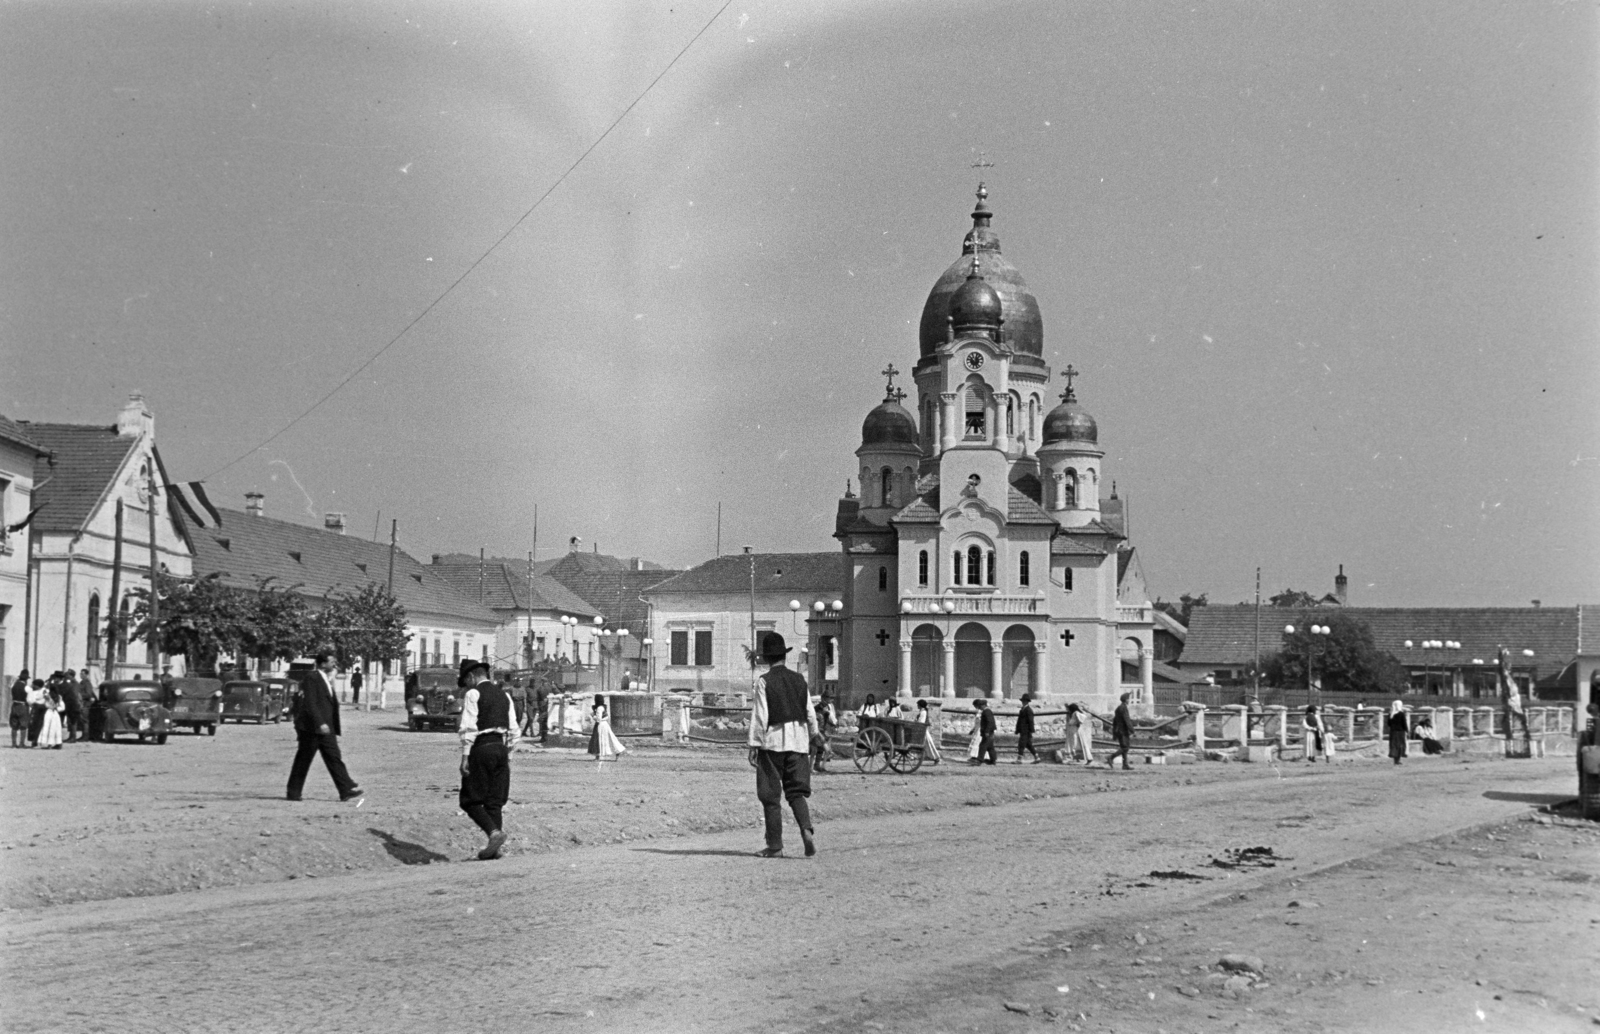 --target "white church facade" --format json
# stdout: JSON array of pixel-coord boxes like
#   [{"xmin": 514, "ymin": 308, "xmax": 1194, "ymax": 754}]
[{"xmin": 825, "ymin": 184, "xmax": 1155, "ymax": 713}]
